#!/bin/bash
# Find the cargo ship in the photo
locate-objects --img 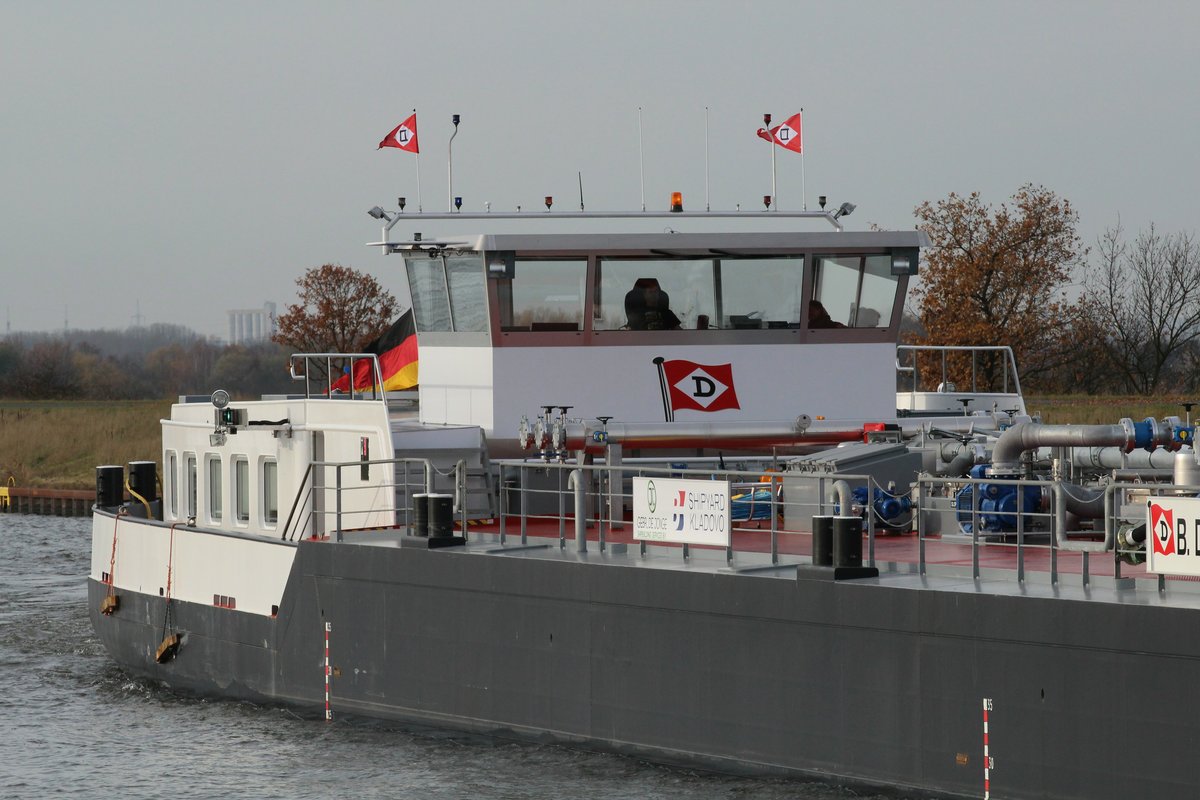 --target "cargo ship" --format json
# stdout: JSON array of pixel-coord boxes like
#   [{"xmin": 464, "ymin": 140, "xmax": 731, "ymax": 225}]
[{"xmin": 89, "ymin": 204, "xmax": 1200, "ymax": 799}]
